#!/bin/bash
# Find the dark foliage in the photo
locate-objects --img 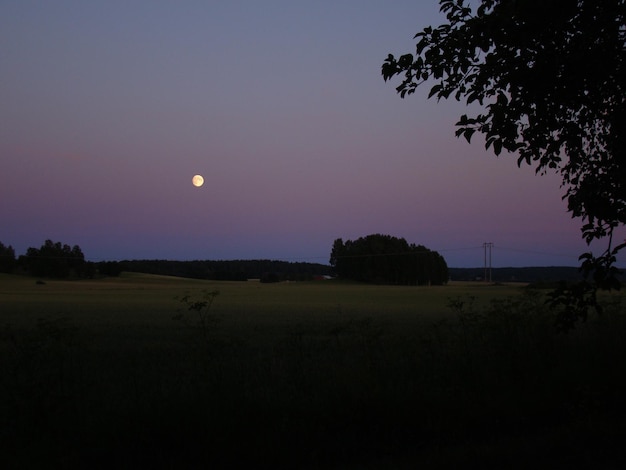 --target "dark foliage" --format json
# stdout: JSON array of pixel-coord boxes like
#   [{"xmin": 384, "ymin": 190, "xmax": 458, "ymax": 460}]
[
  {"xmin": 330, "ymin": 234, "xmax": 448, "ymax": 285},
  {"xmin": 260, "ymin": 271, "xmax": 281, "ymax": 283},
  {"xmin": 118, "ymin": 259, "xmax": 331, "ymax": 281},
  {"xmin": 382, "ymin": 0, "xmax": 625, "ymax": 325},
  {"xmin": 0, "ymin": 242, "xmax": 16, "ymax": 273},
  {"xmin": 19, "ymin": 239, "xmax": 91, "ymax": 278},
  {"xmin": 95, "ymin": 261, "xmax": 123, "ymax": 277},
  {"xmin": 4, "ymin": 289, "xmax": 626, "ymax": 468},
  {"xmin": 0, "ymin": 240, "xmax": 332, "ymax": 281},
  {"xmin": 449, "ymin": 266, "xmax": 588, "ymax": 283}
]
